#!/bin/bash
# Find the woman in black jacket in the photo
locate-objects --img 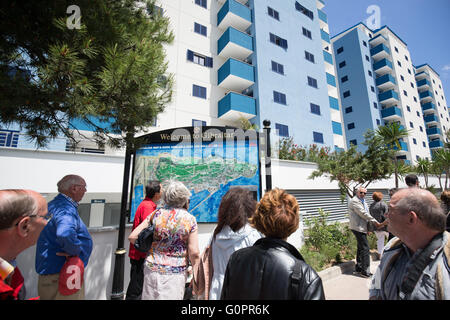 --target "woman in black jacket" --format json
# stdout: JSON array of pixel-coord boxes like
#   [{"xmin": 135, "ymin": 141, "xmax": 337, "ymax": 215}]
[{"xmin": 220, "ymin": 188, "xmax": 325, "ymax": 300}]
